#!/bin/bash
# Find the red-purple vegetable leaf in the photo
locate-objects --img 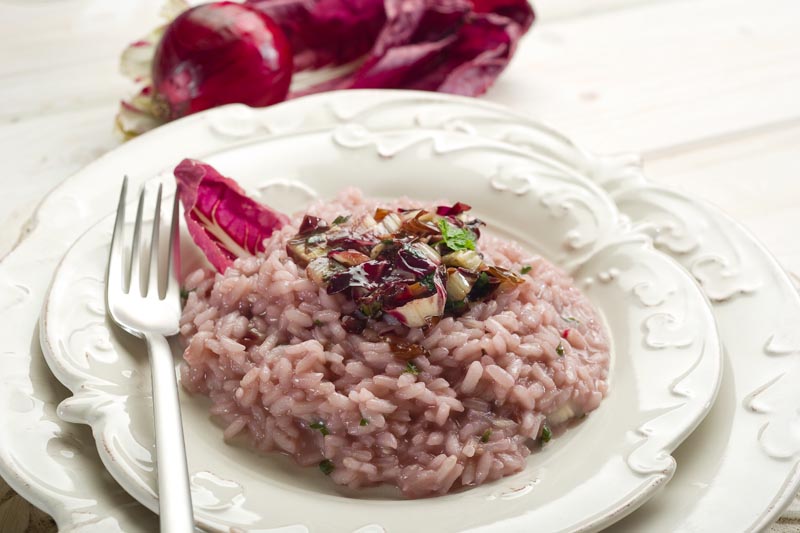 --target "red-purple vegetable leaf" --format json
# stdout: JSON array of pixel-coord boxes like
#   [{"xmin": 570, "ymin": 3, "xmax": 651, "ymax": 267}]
[
  {"xmin": 436, "ymin": 201, "xmax": 471, "ymax": 216},
  {"xmin": 174, "ymin": 158, "xmax": 289, "ymax": 272},
  {"xmin": 247, "ymin": 0, "xmax": 387, "ymax": 71},
  {"xmin": 153, "ymin": 2, "xmax": 293, "ymax": 120},
  {"xmin": 259, "ymin": 0, "xmax": 535, "ymax": 98},
  {"xmin": 117, "ymin": 0, "xmax": 534, "ymax": 136},
  {"xmin": 470, "ymin": 0, "xmax": 535, "ymax": 30}
]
